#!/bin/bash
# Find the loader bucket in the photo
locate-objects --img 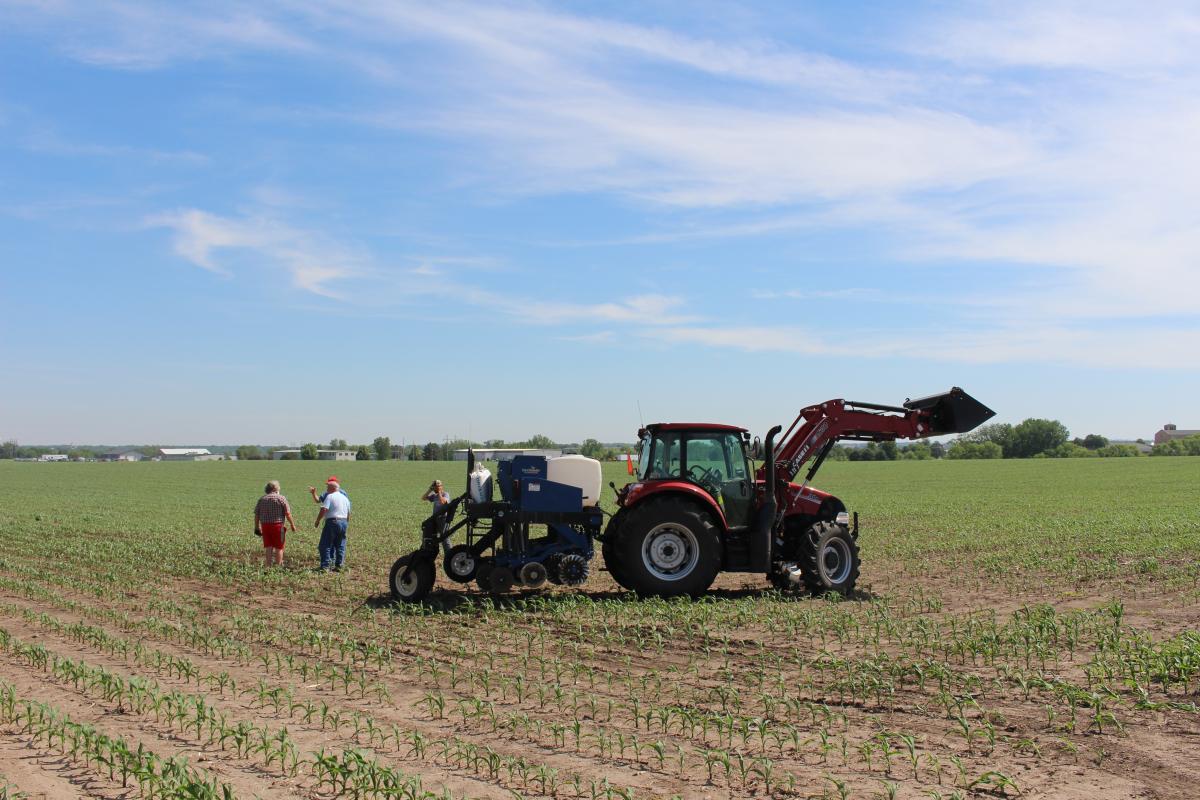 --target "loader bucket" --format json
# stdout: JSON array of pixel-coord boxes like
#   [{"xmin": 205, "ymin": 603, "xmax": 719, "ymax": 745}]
[{"xmin": 903, "ymin": 387, "xmax": 995, "ymax": 436}]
